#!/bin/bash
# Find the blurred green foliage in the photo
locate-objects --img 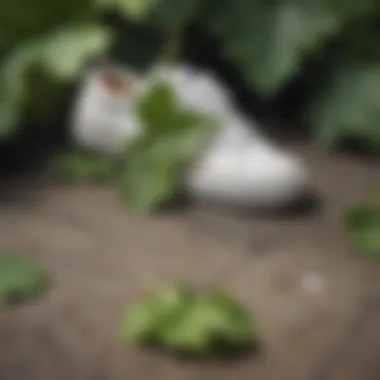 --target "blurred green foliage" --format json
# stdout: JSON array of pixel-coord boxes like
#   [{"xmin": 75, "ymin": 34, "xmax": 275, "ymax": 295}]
[
  {"xmin": 132, "ymin": 0, "xmax": 380, "ymax": 154},
  {"xmin": 345, "ymin": 193, "xmax": 380, "ymax": 259},
  {"xmin": 0, "ymin": 254, "xmax": 50, "ymax": 305},
  {"xmin": 1, "ymin": 0, "xmax": 380, "ymax": 153},
  {"xmin": 121, "ymin": 283, "xmax": 256, "ymax": 356},
  {"xmin": 0, "ymin": 0, "xmax": 154, "ymax": 140}
]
